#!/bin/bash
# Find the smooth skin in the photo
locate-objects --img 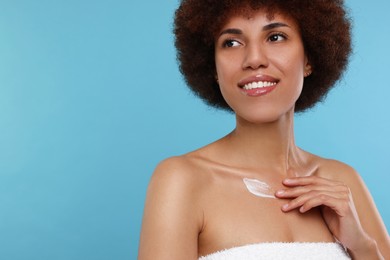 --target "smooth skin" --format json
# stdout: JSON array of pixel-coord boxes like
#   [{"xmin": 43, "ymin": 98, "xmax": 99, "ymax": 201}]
[{"xmin": 138, "ymin": 9, "xmax": 390, "ymax": 260}]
